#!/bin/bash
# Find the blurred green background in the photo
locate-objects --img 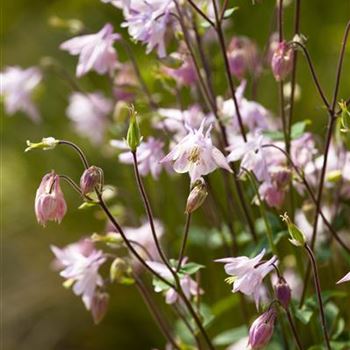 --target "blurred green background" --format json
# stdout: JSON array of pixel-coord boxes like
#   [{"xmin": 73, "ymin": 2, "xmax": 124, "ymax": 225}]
[{"xmin": 2, "ymin": 0, "xmax": 350, "ymax": 349}]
